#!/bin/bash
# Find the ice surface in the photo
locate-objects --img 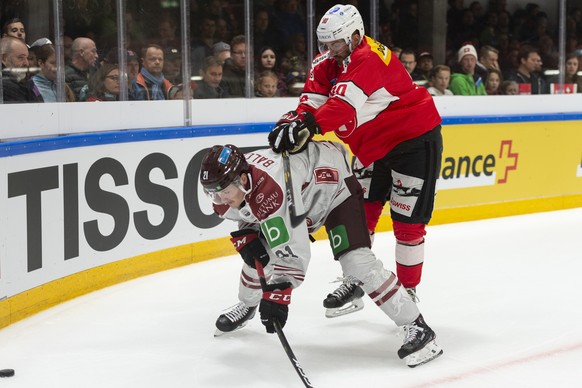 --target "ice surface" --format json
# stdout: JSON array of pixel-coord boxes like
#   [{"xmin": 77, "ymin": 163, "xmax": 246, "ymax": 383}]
[{"xmin": 0, "ymin": 208, "xmax": 581, "ymax": 387}]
